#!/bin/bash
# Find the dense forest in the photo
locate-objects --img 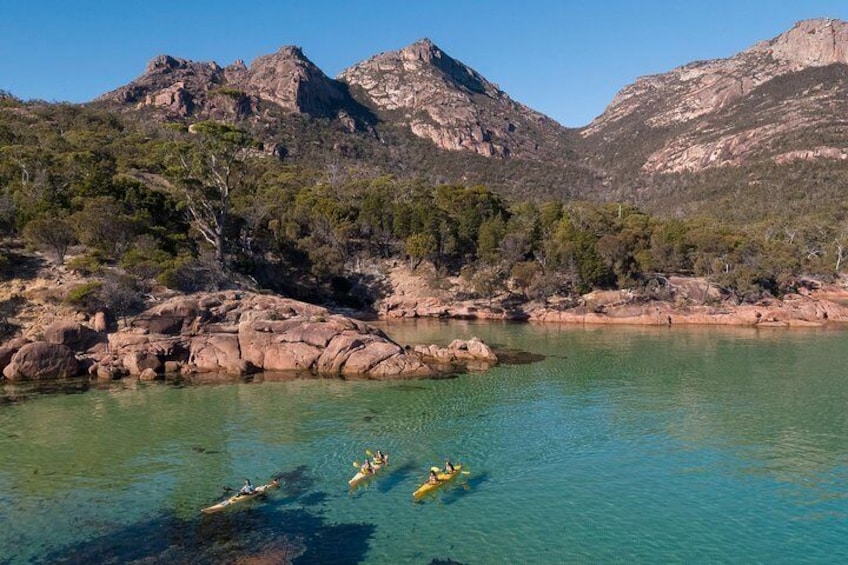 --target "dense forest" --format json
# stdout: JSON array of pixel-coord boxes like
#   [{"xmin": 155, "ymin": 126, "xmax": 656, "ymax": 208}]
[{"xmin": 0, "ymin": 95, "xmax": 846, "ymax": 317}]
